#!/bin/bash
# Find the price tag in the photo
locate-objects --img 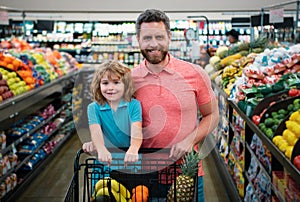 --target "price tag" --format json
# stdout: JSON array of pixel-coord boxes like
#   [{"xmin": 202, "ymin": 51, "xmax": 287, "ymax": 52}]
[{"xmin": 0, "ymin": 11, "xmax": 9, "ymax": 25}]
